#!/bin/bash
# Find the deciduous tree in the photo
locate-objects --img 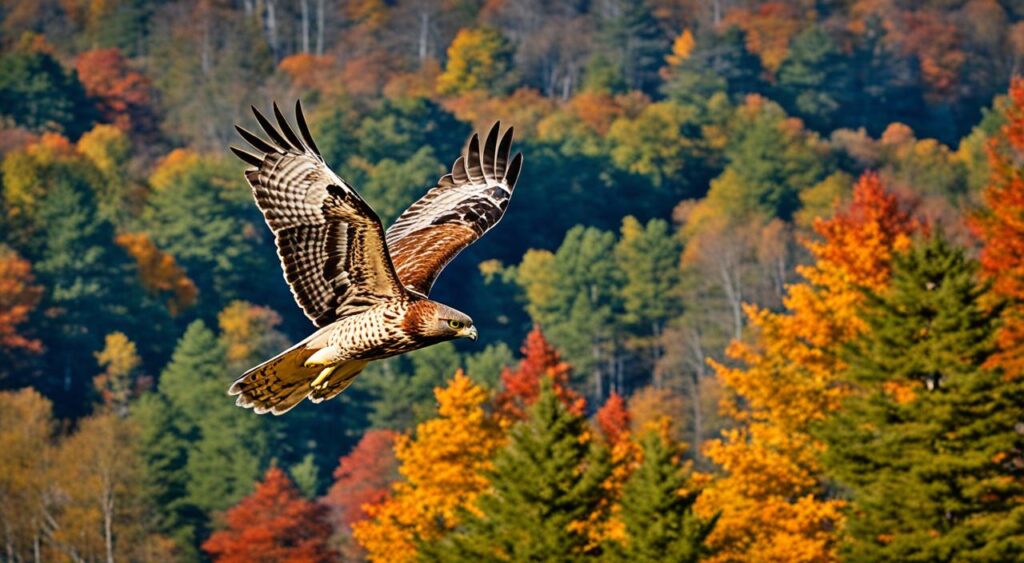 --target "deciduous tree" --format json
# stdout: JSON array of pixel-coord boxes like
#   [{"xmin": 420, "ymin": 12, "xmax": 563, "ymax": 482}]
[{"xmin": 203, "ymin": 467, "xmax": 335, "ymax": 563}]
